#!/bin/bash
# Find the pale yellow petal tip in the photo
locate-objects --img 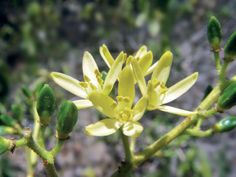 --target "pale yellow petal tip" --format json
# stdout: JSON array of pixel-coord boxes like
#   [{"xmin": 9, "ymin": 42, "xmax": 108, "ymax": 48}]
[
  {"xmin": 139, "ymin": 45, "xmax": 147, "ymax": 50},
  {"xmin": 118, "ymin": 51, "xmax": 125, "ymax": 62},
  {"xmin": 102, "ymin": 44, "xmax": 107, "ymax": 48},
  {"xmin": 84, "ymin": 127, "xmax": 93, "ymax": 136},
  {"xmin": 163, "ymin": 50, "xmax": 173, "ymax": 59},
  {"xmin": 100, "ymin": 44, "xmax": 108, "ymax": 51},
  {"xmin": 191, "ymin": 72, "xmax": 199, "ymax": 82},
  {"xmin": 126, "ymin": 55, "xmax": 134, "ymax": 64},
  {"xmin": 50, "ymin": 72, "xmax": 61, "ymax": 79},
  {"xmin": 84, "ymin": 51, "xmax": 92, "ymax": 57},
  {"xmin": 147, "ymin": 51, "xmax": 153, "ymax": 58},
  {"xmin": 50, "ymin": 72, "xmax": 56, "ymax": 78},
  {"xmin": 193, "ymin": 72, "xmax": 199, "ymax": 78}
]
